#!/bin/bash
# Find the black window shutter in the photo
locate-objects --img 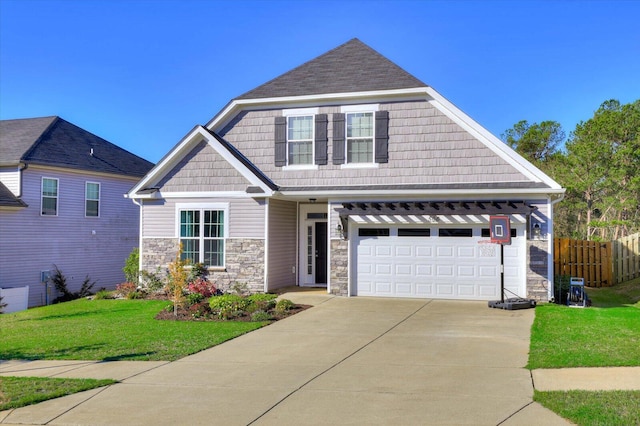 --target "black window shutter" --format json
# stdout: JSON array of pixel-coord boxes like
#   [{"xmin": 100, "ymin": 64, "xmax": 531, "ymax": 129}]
[
  {"xmin": 314, "ymin": 114, "xmax": 328, "ymax": 165},
  {"xmin": 332, "ymin": 113, "xmax": 345, "ymax": 165},
  {"xmin": 274, "ymin": 116, "xmax": 287, "ymax": 167},
  {"xmin": 375, "ymin": 110, "xmax": 389, "ymax": 163}
]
